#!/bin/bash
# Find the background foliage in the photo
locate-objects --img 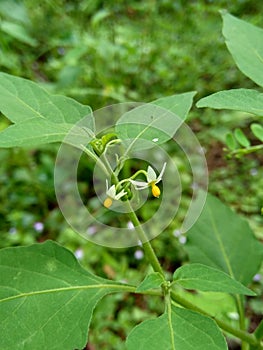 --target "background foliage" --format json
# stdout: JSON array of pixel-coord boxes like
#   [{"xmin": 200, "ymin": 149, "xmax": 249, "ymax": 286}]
[{"xmin": 0, "ymin": 1, "xmax": 262, "ymax": 349}]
